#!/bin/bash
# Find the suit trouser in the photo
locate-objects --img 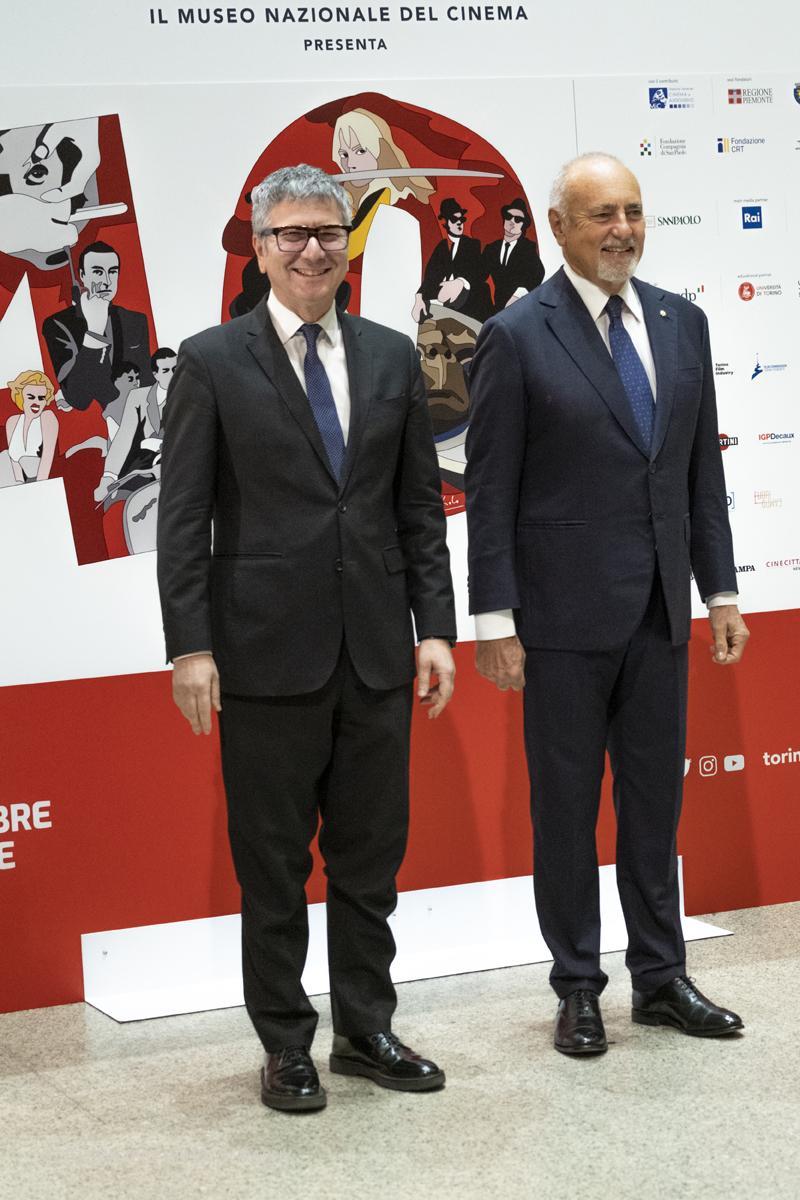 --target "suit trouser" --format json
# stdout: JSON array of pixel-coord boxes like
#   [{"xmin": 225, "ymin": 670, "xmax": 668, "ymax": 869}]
[
  {"xmin": 522, "ymin": 575, "xmax": 689, "ymax": 999},
  {"xmin": 218, "ymin": 645, "xmax": 414, "ymax": 1052}
]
